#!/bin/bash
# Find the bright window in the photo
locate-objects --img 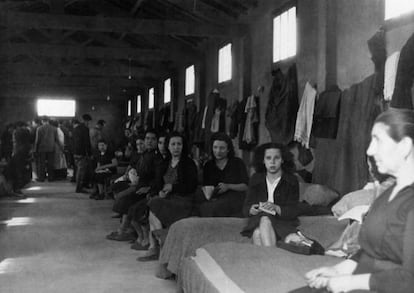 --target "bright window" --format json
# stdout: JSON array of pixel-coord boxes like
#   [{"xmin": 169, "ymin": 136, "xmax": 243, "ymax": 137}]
[
  {"xmin": 136, "ymin": 95, "xmax": 141, "ymax": 113},
  {"xmin": 148, "ymin": 88, "xmax": 154, "ymax": 109},
  {"xmin": 185, "ymin": 65, "xmax": 195, "ymax": 96},
  {"xmin": 385, "ymin": 0, "xmax": 414, "ymax": 20},
  {"xmin": 37, "ymin": 99, "xmax": 75, "ymax": 117},
  {"xmin": 273, "ymin": 6, "xmax": 296, "ymax": 63},
  {"xmin": 164, "ymin": 78, "xmax": 171, "ymax": 104},
  {"xmin": 218, "ymin": 43, "xmax": 232, "ymax": 83},
  {"xmin": 127, "ymin": 100, "xmax": 131, "ymax": 116}
]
